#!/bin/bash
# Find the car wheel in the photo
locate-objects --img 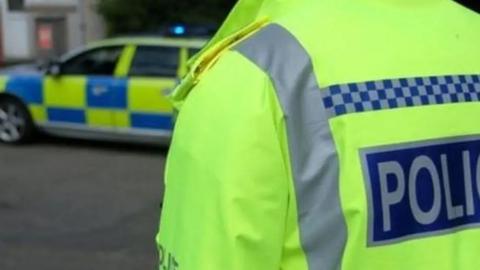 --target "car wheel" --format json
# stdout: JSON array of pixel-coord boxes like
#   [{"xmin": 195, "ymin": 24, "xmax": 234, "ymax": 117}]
[{"xmin": 0, "ymin": 98, "xmax": 34, "ymax": 144}]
